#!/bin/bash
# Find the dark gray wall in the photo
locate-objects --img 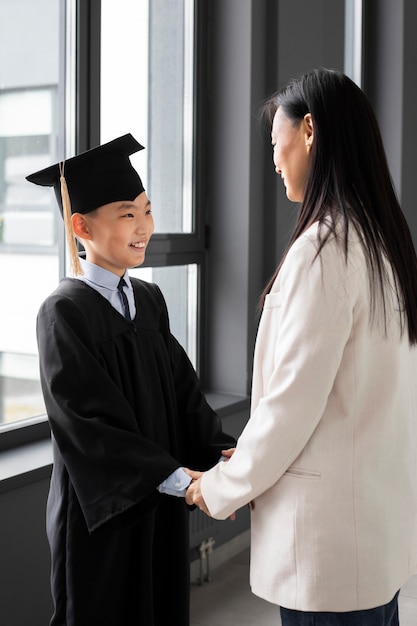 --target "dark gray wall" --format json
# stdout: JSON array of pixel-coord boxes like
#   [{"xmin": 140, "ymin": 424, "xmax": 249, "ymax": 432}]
[
  {"xmin": 264, "ymin": 0, "xmax": 346, "ymax": 282},
  {"xmin": 205, "ymin": 0, "xmax": 345, "ymax": 397},
  {"xmin": 0, "ymin": 475, "xmax": 52, "ymax": 625},
  {"xmin": 364, "ymin": 0, "xmax": 417, "ymax": 247}
]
